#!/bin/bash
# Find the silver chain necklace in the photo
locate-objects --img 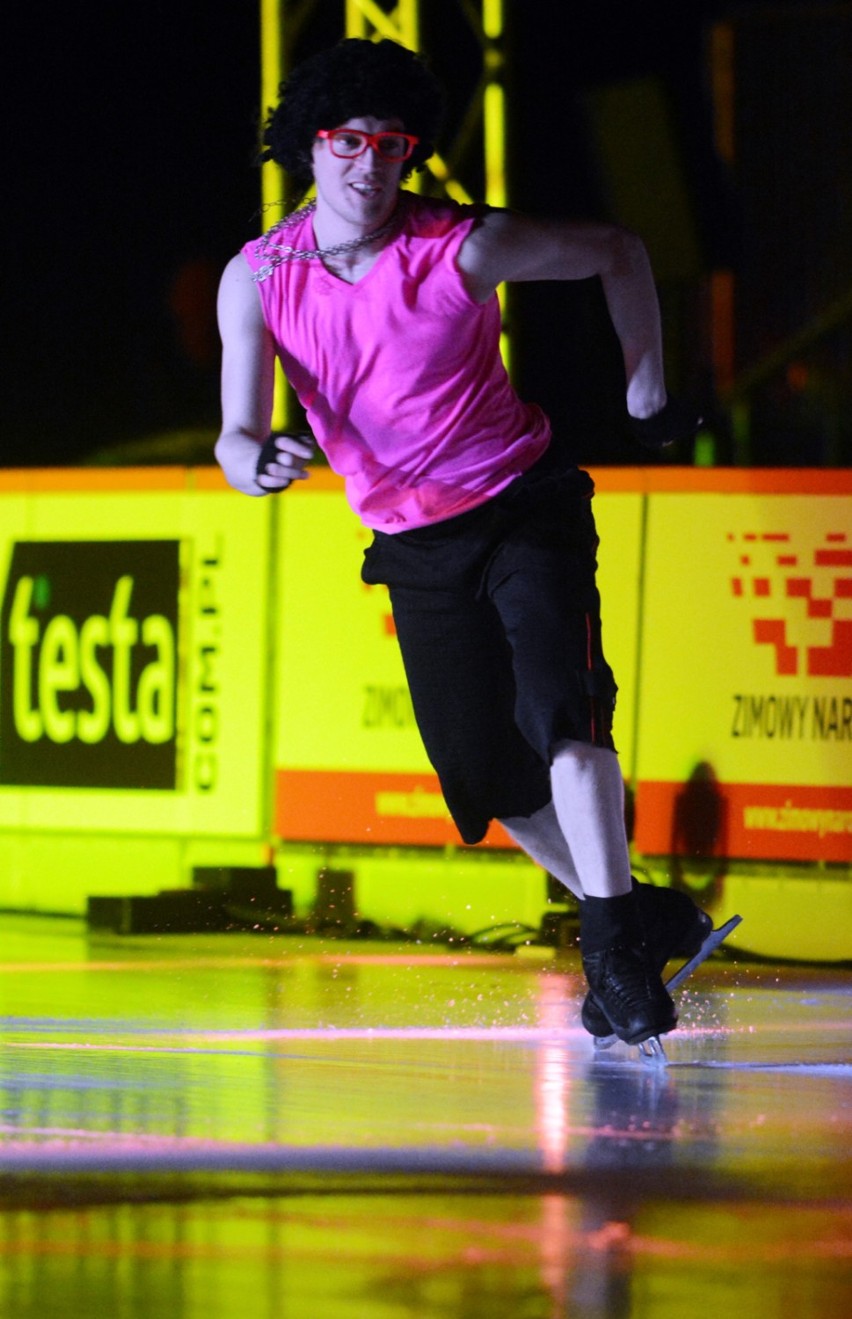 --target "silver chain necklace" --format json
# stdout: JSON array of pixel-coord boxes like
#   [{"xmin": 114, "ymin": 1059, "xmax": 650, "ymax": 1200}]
[{"xmin": 250, "ymin": 197, "xmax": 407, "ymax": 283}]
